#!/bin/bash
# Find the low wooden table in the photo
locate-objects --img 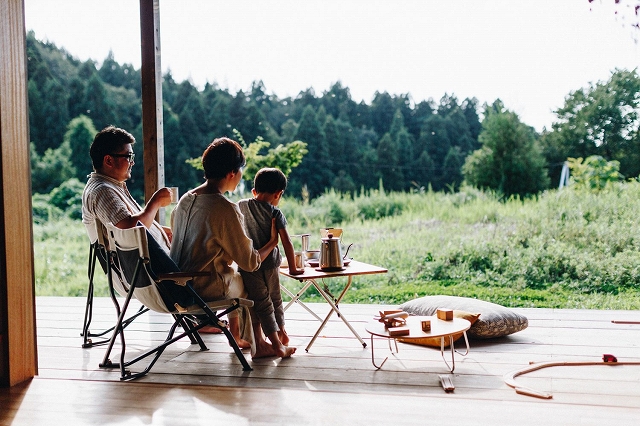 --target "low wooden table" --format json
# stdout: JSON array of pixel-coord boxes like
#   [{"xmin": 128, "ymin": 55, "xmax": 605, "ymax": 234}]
[
  {"xmin": 280, "ymin": 260, "xmax": 387, "ymax": 352},
  {"xmin": 365, "ymin": 315, "xmax": 471, "ymax": 372}
]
